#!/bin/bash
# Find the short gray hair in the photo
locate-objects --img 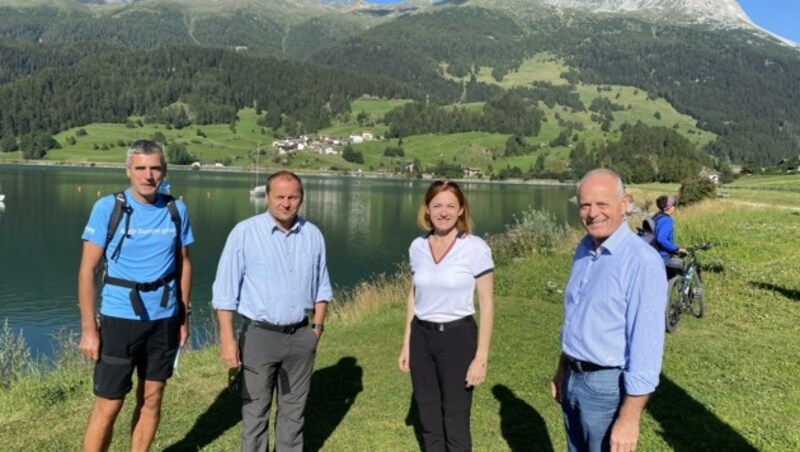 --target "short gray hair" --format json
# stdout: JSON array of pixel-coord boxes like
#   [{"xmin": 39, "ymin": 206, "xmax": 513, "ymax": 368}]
[
  {"xmin": 576, "ymin": 168, "xmax": 625, "ymax": 199},
  {"xmin": 126, "ymin": 140, "xmax": 167, "ymax": 169}
]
